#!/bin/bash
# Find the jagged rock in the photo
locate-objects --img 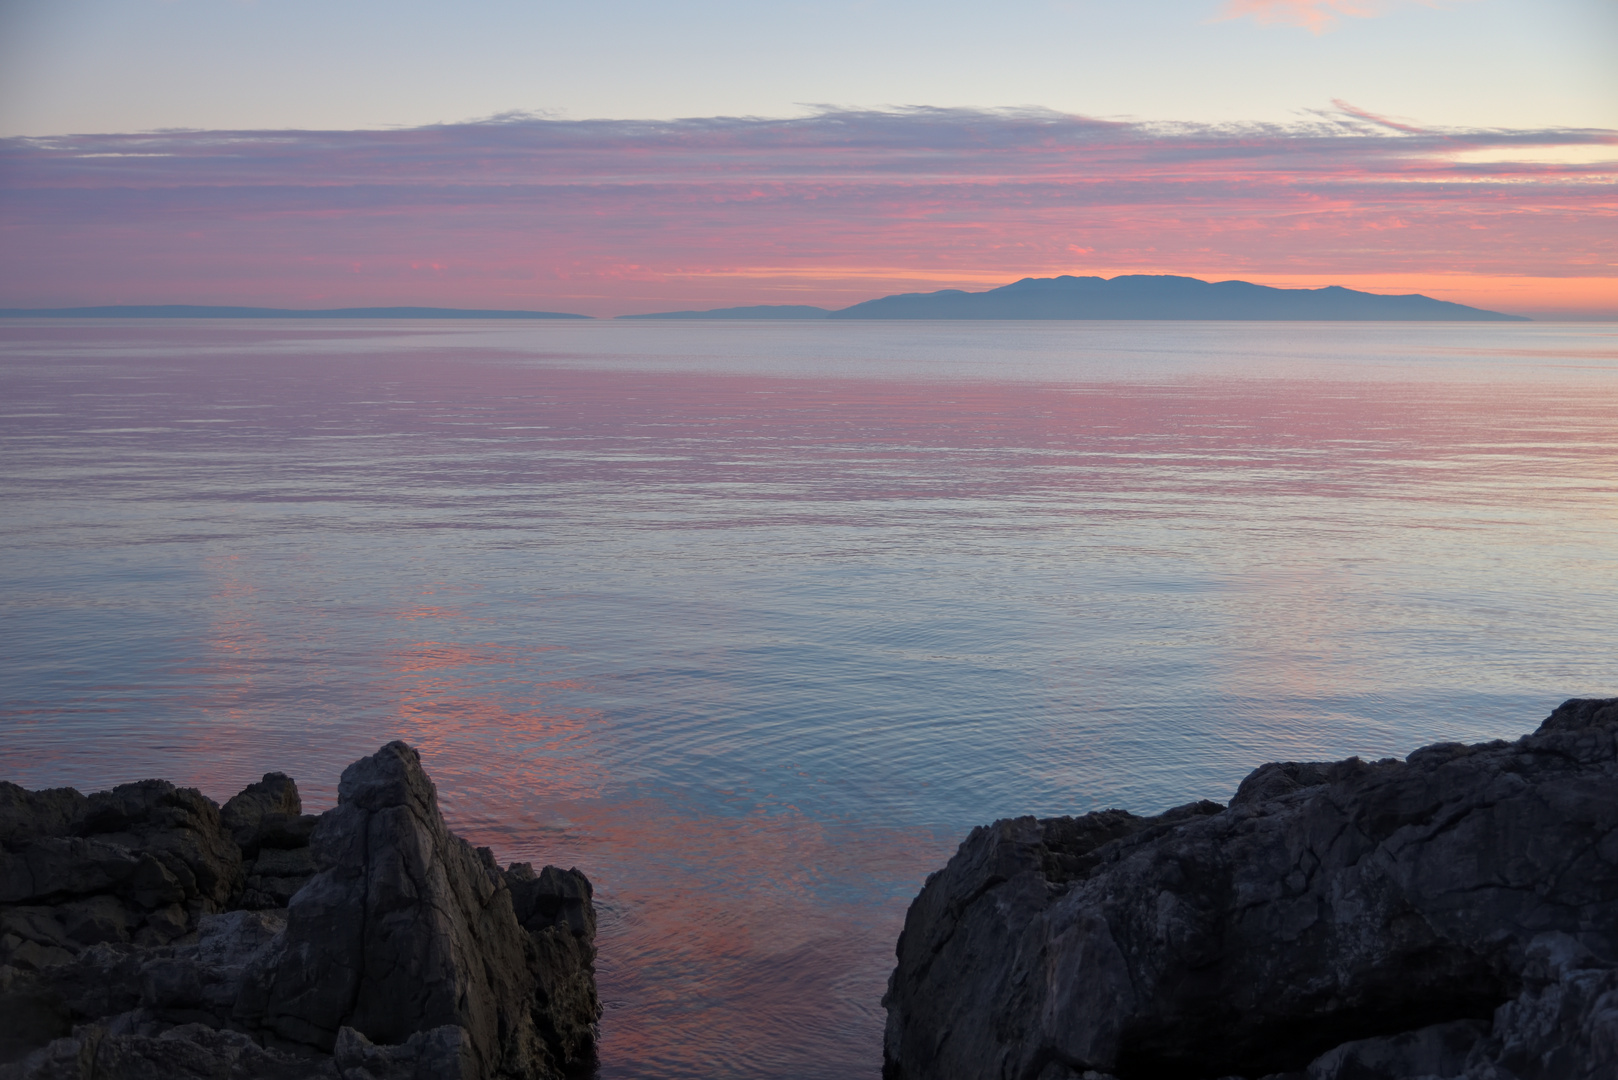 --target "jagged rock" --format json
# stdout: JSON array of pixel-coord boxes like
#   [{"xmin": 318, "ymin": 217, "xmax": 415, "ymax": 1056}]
[
  {"xmin": 0, "ymin": 1019, "xmax": 335, "ymax": 1080},
  {"xmin": 0, "ymin": 786, "xmax": 85, "ymax": 848},
  {"xmin": 77, "ymin": 781, "xmax": 243, "ymax": 914},
  {"xmin": 504, "ymin": 863, "xmax": 600, "ymax": 1066},
  {"xmin": 0, "ymin": 907, "xmax": 292, "ymax": 1064},
  {"xmin": 221, "ymin": 774, "xmax": 303, "ymax": 852},
  {"xmin": 215, "ymin": 772, "xmax": 321, "ymax": 911},
  {"xmin": 0, "ymin": 778, "xmax": 238, "ymax": 973},
  {"xmin": 1303, "ymin": 1019, "xmax": 1490, "ymax": 1080},
  {"xmin": 333, "ymin": 1025, "xmax": 477, "ymax": 1080},
  {"xmin": 883, "ymin": 697, "xmax": 1618, "ymax": 1080},
  {"xmin": 1, "ymin": 743, "xmax": 600, "ymax": 1080},
  {"xmin": 235, "ymin": 742, "xmax": 598, "ymax": 1079}
]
